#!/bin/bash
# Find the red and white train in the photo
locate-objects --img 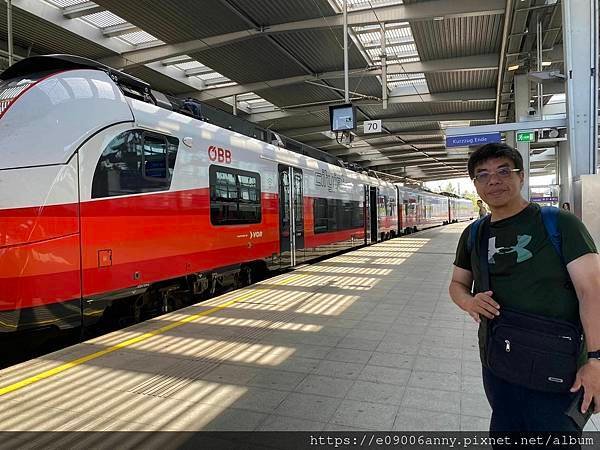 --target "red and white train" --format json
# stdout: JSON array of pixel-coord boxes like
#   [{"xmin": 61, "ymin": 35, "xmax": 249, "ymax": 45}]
[{"xmin": 0, "ymin": 55, "xmax": 473, "ymax": 334}]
